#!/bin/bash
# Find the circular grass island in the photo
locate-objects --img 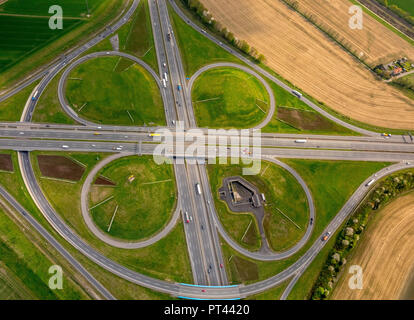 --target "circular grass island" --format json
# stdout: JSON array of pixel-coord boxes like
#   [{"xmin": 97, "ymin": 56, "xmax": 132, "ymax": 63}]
[
  {"xmin": 65, "ymin": 56, "xmax": 165, "ymax": 126},
  {"xmin": 89, "ymin": 156, "xmax": 177, "ymax": 241},
  {"xmin": 192, "ymin": 67, "xmax": 270, "ymax": 129},
  {"xmin": 207, "ymin": 159, "xmax": 309, "ymax": 252}
]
